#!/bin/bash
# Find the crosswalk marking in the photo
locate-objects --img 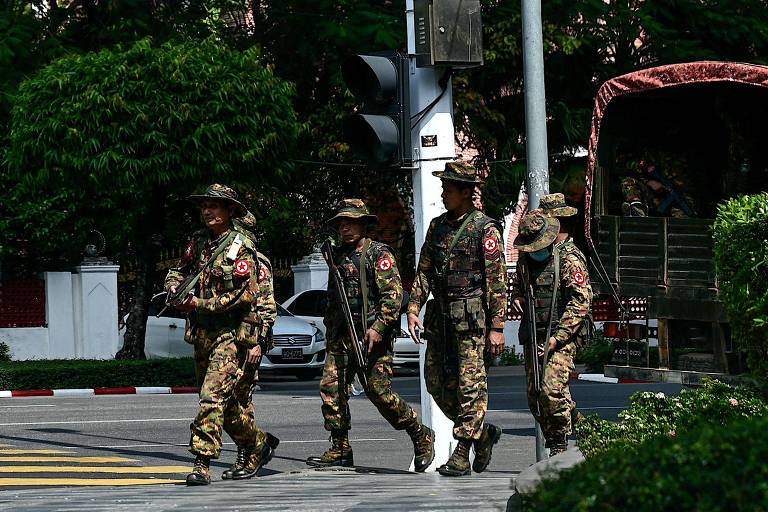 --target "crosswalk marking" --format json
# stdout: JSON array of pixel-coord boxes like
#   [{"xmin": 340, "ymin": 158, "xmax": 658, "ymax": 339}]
[
  {"xmin": 0, "ymin": 466, "xmax": 189, "ymax": 474},
  {"xmin": 0, "ymin": 449, "xmax": 74, "ymax": 455},
  {"xmin": 0, "ymin": 456, "xmax": 139, "ymax": 463},
  {"xmin": 0, "ymin": 478, "xmax": 183, "ymax": 486}
]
